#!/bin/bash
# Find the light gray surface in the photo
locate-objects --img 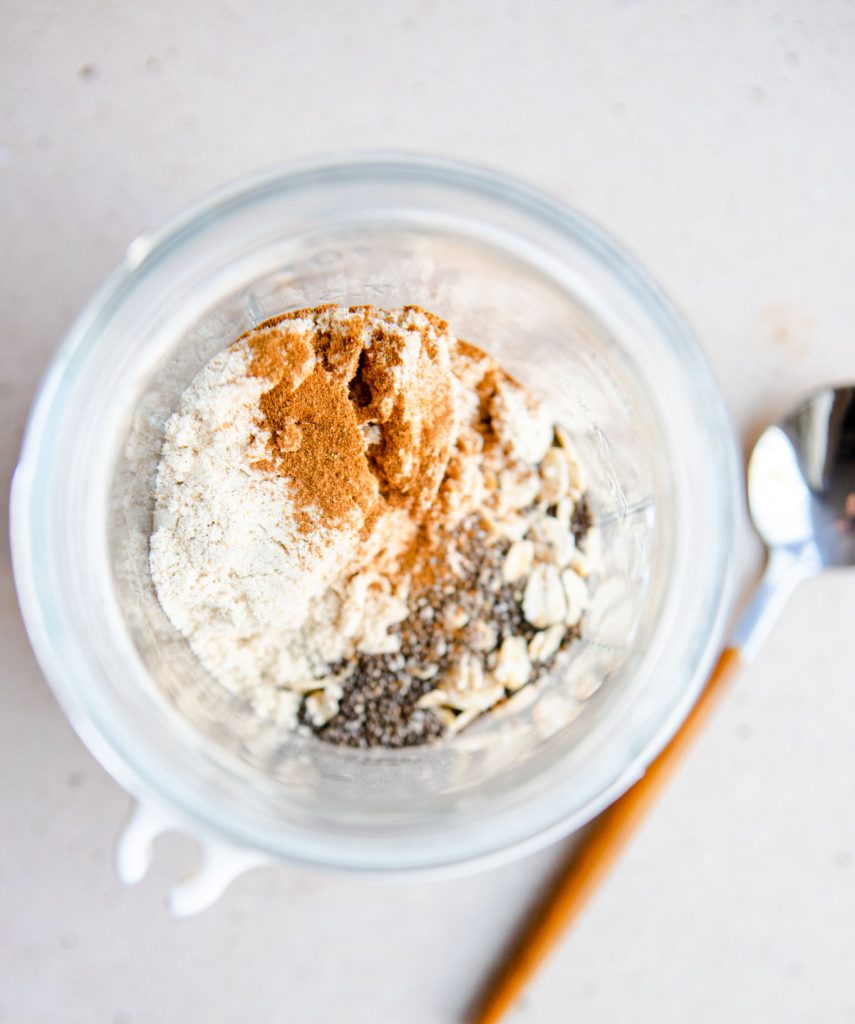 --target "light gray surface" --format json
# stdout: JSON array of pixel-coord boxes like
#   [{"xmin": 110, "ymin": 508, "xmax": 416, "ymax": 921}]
[{"xmin": 3, "ymin": 2, "xmax": 855, "ymax": 1021}]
